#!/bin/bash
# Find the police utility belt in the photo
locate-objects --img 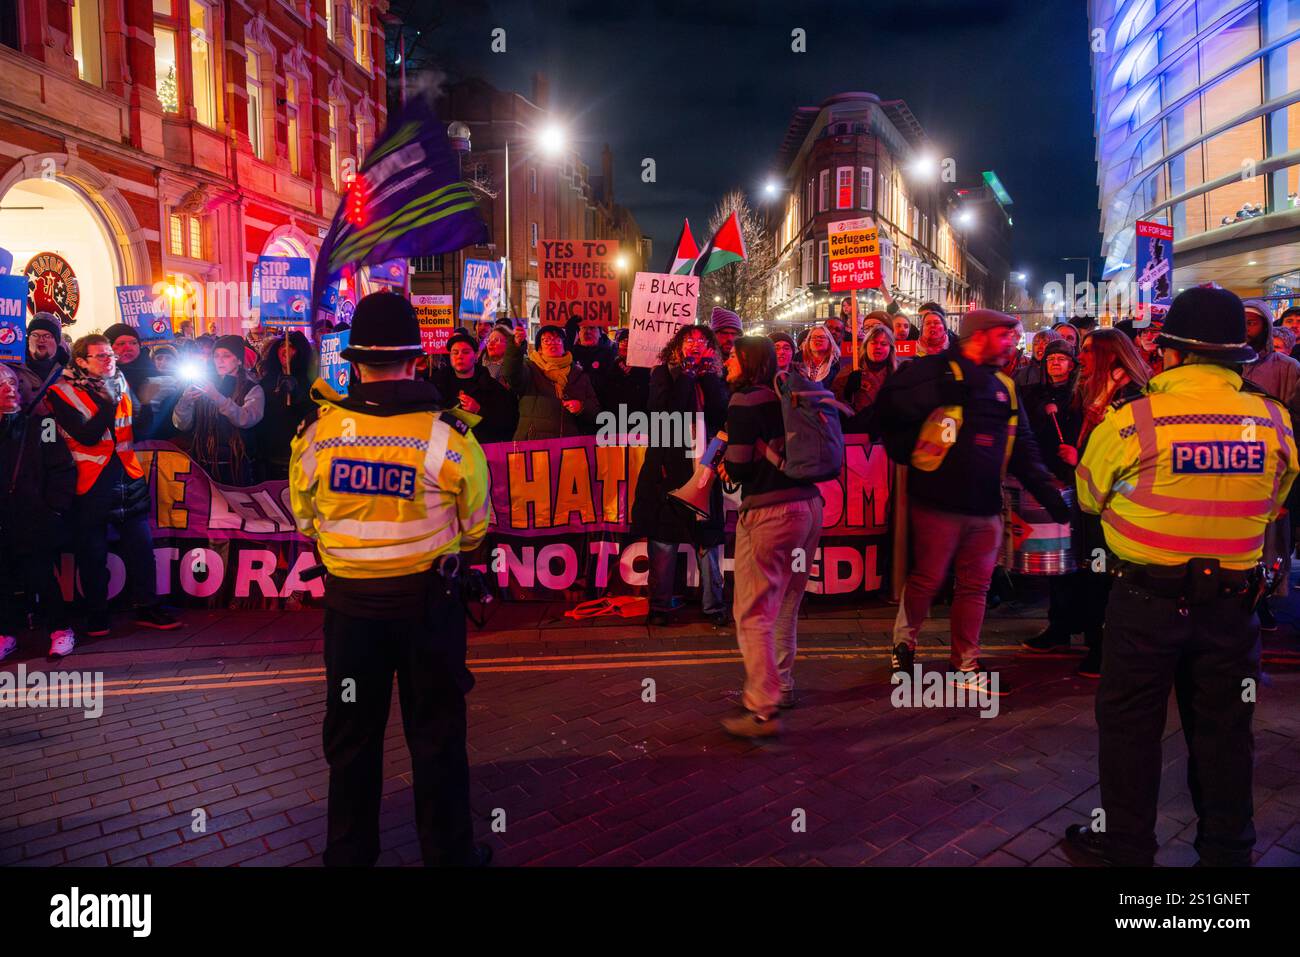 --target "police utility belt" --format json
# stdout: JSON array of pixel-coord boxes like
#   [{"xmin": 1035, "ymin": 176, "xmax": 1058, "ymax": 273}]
[{"xmin": 1112, "ymin": 558, "xmax": 1264, "ymax": 615}]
